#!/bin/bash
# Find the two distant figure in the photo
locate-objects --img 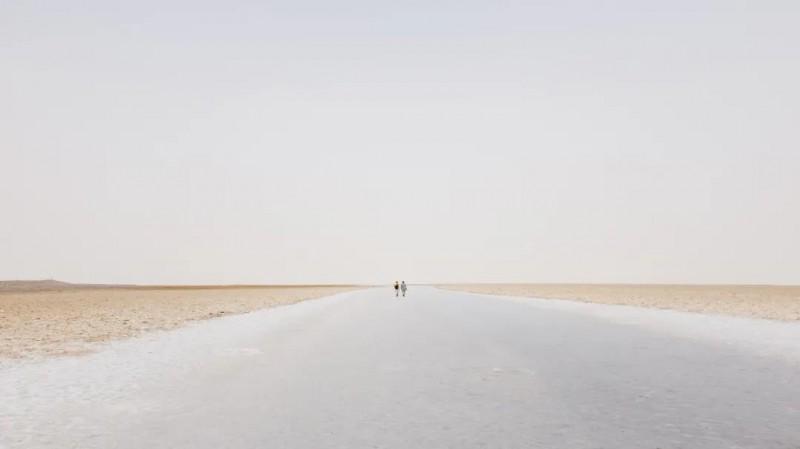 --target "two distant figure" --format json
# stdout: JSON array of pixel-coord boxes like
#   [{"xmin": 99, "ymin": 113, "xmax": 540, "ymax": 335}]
[{"xmin": 394, "ymin": 281, "xmax": 407, "ymax": 298}]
